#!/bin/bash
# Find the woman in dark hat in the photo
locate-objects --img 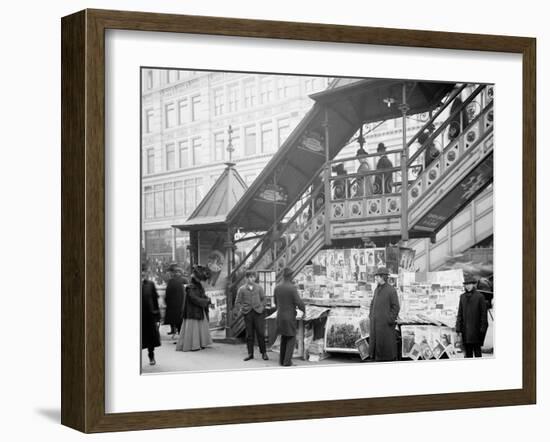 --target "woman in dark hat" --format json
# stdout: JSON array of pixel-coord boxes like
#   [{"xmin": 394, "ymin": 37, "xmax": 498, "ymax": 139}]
[{"xmin": 176, "ymin": 265, "xmax": 213, "ymax": 352}]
